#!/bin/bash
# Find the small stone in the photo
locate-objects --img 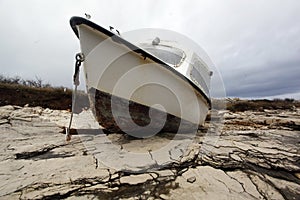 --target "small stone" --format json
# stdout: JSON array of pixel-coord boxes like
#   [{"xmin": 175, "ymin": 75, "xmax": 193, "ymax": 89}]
[
  {"xmin": 187, "ymin": 176, "xmax": 196, "ymax": 183},
  {"xmin": 0, "ymin": 105, "xmax": 15, "ymax": 111},
  {"xmin": 120, "ymin": 174, "xmax": 153, "ymax": 185},
  {"xmin": 230, "ymin": 154, "xmax": 242, "ymax": 162},
  {"xmin": 143, "ymin": 190, "xmax": 151, "ymax": 195},
  {"xmin": 13, "ymin": 105, "xmax": 22, "ymax": 109},
  {"xmin": 156, "ymin": 170, "xmax": 174, "ymax": 177},
  {"xmin": 159, "ymin": 194, "xmax": 169, "ymax": 199},
  {"xmin": 295, "ymin": 173, "xmax": 300, "ymax": 179},
  {"xmin": 11, "ymin": 117, "xmax": 32, "ymax": 122},
  {"xmin": 0, "ymin": 119, "xmax": 9, "ymax": 125}
]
